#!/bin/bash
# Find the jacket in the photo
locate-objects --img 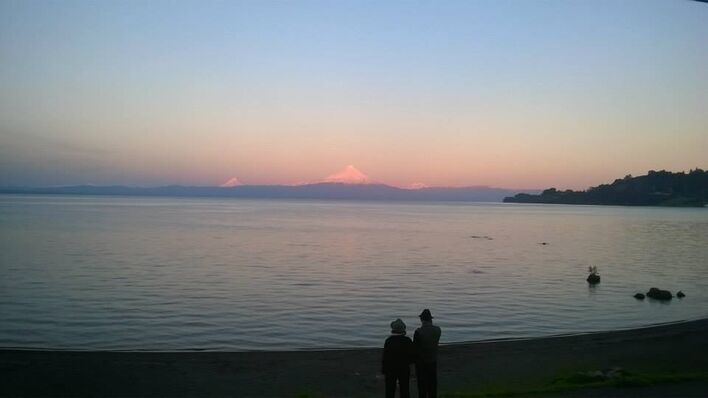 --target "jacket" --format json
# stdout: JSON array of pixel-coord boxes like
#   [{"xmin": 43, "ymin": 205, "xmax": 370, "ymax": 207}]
[
  {"xmin": 381, "ymin": 334, "xmax": 415, "ymax": 374},
  {"xmin": 413, "ymin": 322, "xmax": 441, "ymax": 363}
]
